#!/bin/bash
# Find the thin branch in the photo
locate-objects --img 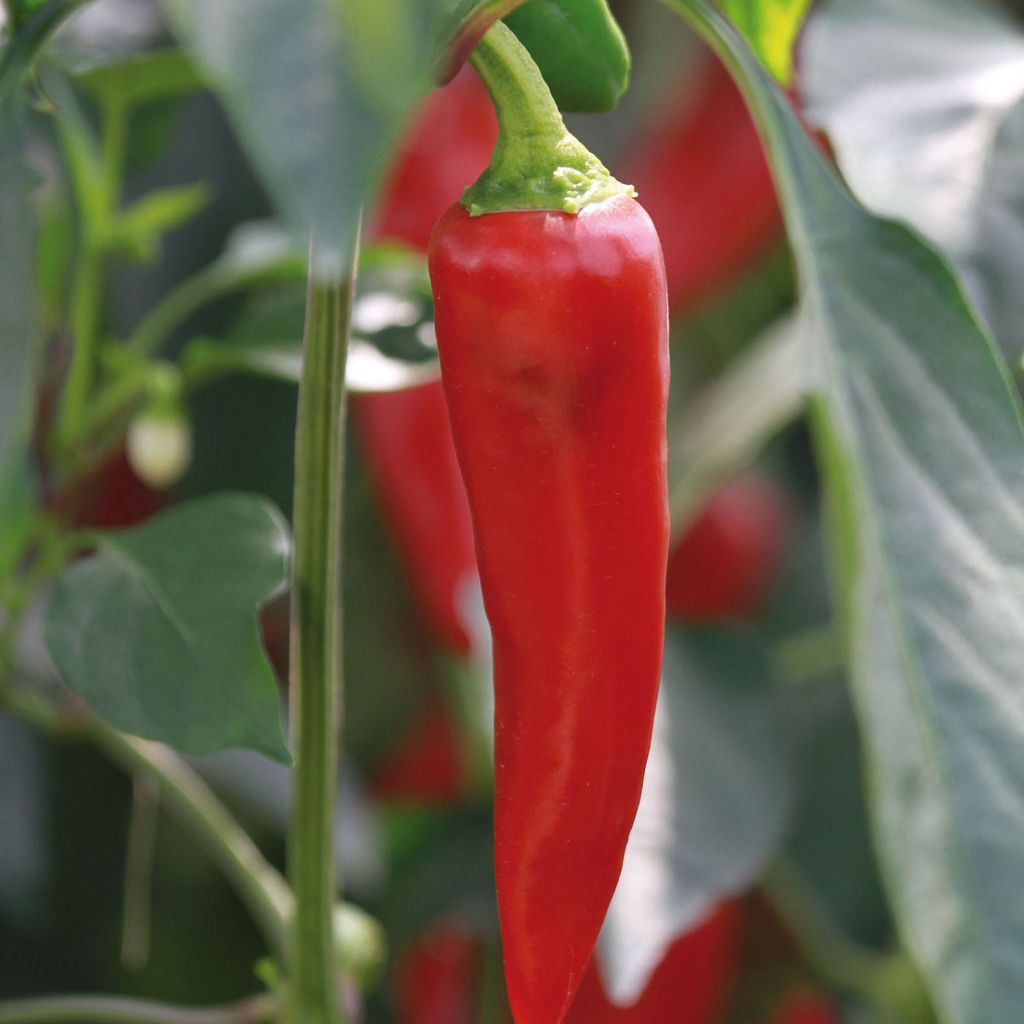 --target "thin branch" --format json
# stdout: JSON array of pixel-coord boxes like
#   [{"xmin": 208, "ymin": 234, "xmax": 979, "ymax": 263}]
[
  {"xmin": 2, "ymin": 688, "xmax": 291, "ymax": 959},
  {"xmin": 0, "ymin": 993, "xmax": 276, "ymax": 1024}
]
